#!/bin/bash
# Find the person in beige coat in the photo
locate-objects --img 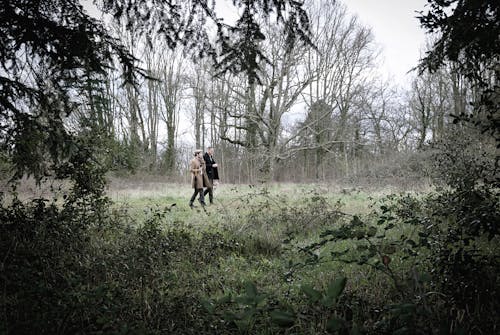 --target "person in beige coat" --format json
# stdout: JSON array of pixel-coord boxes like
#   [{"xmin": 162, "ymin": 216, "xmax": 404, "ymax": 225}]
[{"xmin": 189, "ymin": 149, "xmax": 206, "ymax": 208}]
